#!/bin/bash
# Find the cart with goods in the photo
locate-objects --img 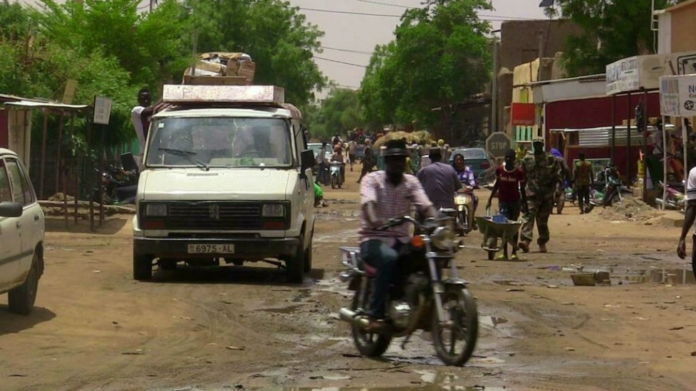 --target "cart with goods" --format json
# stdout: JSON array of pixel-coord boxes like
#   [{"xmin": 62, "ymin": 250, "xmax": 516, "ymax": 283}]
[{"xmin": 474, "ymin": 210, "xmax": 523, "ymax": 260}]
